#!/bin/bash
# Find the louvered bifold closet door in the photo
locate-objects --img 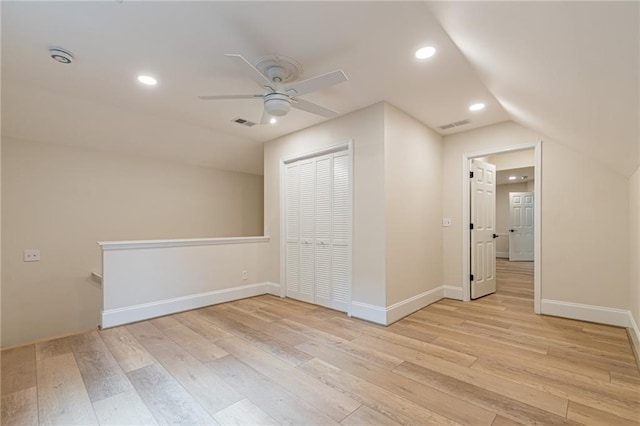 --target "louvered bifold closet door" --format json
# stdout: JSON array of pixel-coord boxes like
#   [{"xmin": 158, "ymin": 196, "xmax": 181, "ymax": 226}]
[
  {"xmin": 331, "ymin": 152, "xmax": 350, "ymax": 312},
  {"xmin": 314, "ymin": 154, "xmax": 332, "ymax": 308},
  {"xmin": 297, "ymin": 159, "xmax": 316, "ymax": 303},
  {"xmin": 285, "ymin": 163, "xmax": 301, "ymax": 300}
]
